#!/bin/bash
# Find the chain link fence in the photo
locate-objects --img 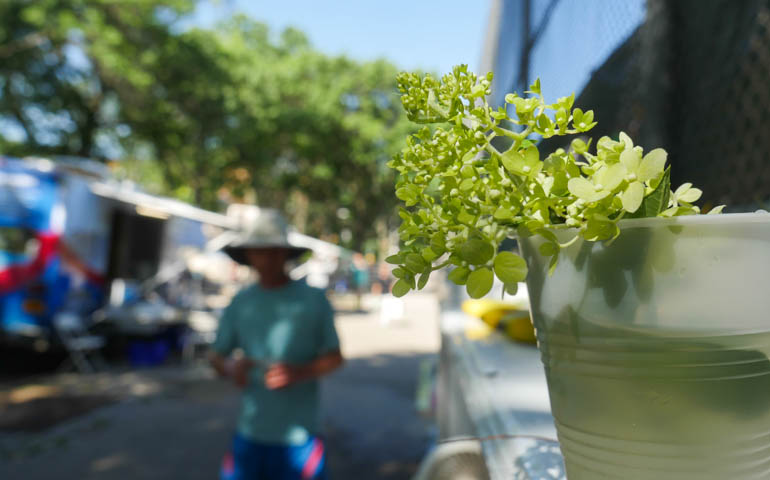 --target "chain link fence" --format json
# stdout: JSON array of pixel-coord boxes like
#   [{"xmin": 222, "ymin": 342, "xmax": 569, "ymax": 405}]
[{"xmin": 485, "ymin": 0, "xmax": 770, "ymax": 209}]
